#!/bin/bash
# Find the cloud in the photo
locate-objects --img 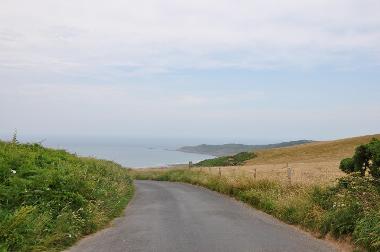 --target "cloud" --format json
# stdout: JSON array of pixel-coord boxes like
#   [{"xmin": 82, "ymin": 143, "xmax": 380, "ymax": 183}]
[
  {"xmin": 1, "ymin": 0, "xmax": 380, "ymax": 139},
  {"xmin": 1, "ymin": 0, "xmax": 380, "ymax": 76}
]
